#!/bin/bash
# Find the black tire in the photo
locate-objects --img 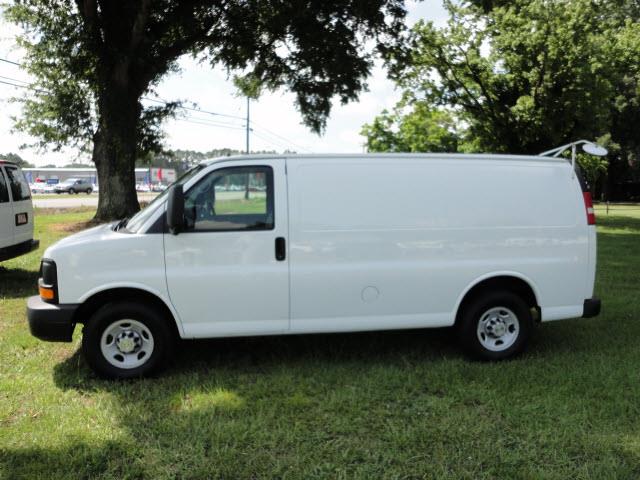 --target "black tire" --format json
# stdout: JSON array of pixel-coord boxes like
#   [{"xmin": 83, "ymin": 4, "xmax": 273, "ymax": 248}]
[
  {"xmin": 82, "ymin": 301, "xmax": 175, "ymax": 379},
  {"xmin": 69, "ymin": 188, "xmax": 75, "ymax": 194},
  {"xmin": 86, "ymin": 188, "xmax": 92, "ymax": 194},
  {"xmin": 457, "ymin": 290, "xmax": 533, "ymax": 360}
]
